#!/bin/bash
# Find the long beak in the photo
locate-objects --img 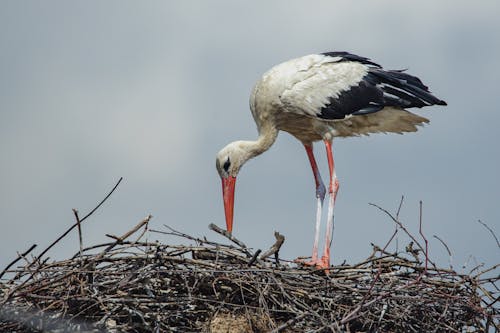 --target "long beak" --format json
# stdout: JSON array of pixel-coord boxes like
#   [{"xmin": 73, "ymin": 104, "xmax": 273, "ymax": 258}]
[{"xmin": 221, "ymin": 176, "xmax": 236, "ymax": 233}]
